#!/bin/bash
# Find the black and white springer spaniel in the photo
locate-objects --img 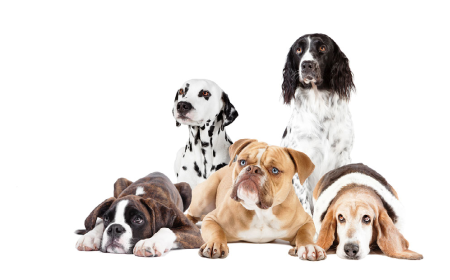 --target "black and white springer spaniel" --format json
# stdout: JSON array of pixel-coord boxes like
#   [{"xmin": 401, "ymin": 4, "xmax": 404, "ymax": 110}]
[{"xmin": 280, "ymin": 33, "xmax": 355, "ymax": 215}]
